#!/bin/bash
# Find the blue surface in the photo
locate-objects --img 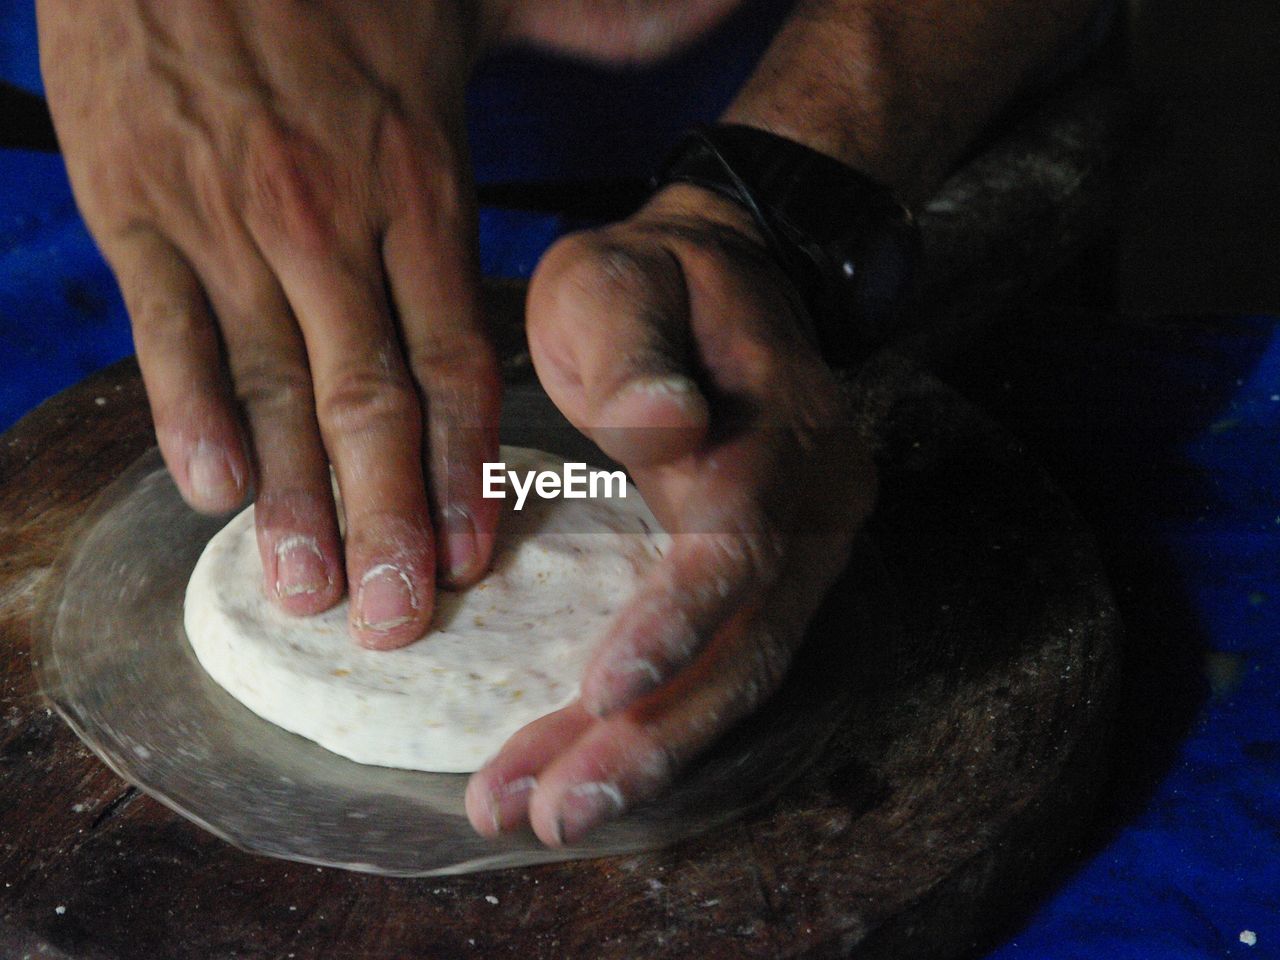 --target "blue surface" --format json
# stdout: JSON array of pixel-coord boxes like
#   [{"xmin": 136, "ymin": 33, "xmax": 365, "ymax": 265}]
[
  {"xmin": 947, "ymin": 314, "xmax": 1280, "ymax": 958},
  {"xmin": 0, "ymin": 149, "xmax": 131, "ymax": 428},
  {"xmin": 0, "ymin": 0, "xmax": 37, "ymax": 93},
  {"xmin": 2, "ymin": 3, "xmax": 1277, "ymax": 957}
]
